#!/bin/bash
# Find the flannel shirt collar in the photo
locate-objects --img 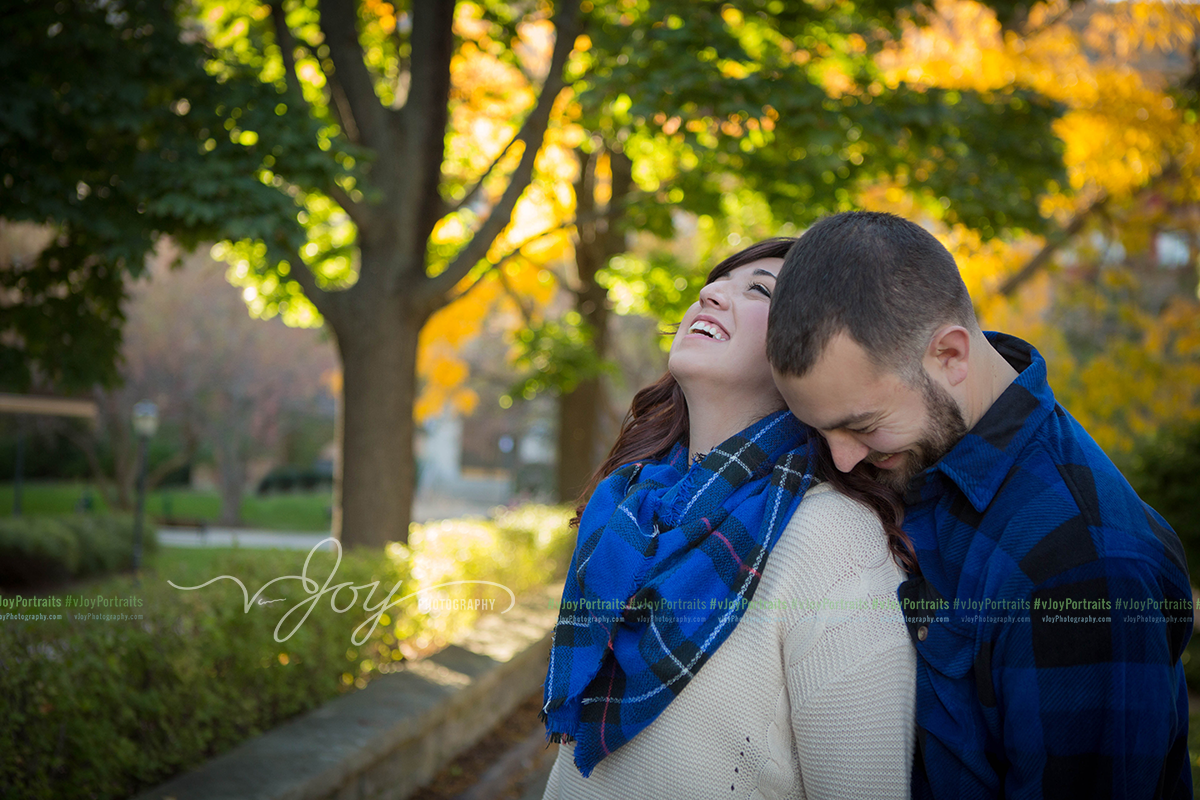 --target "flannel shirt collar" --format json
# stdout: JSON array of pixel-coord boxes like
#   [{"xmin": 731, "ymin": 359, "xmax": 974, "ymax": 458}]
[{"xmin": 904, "ymin": 332, "xmax": 1055, "ymax": 512}]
